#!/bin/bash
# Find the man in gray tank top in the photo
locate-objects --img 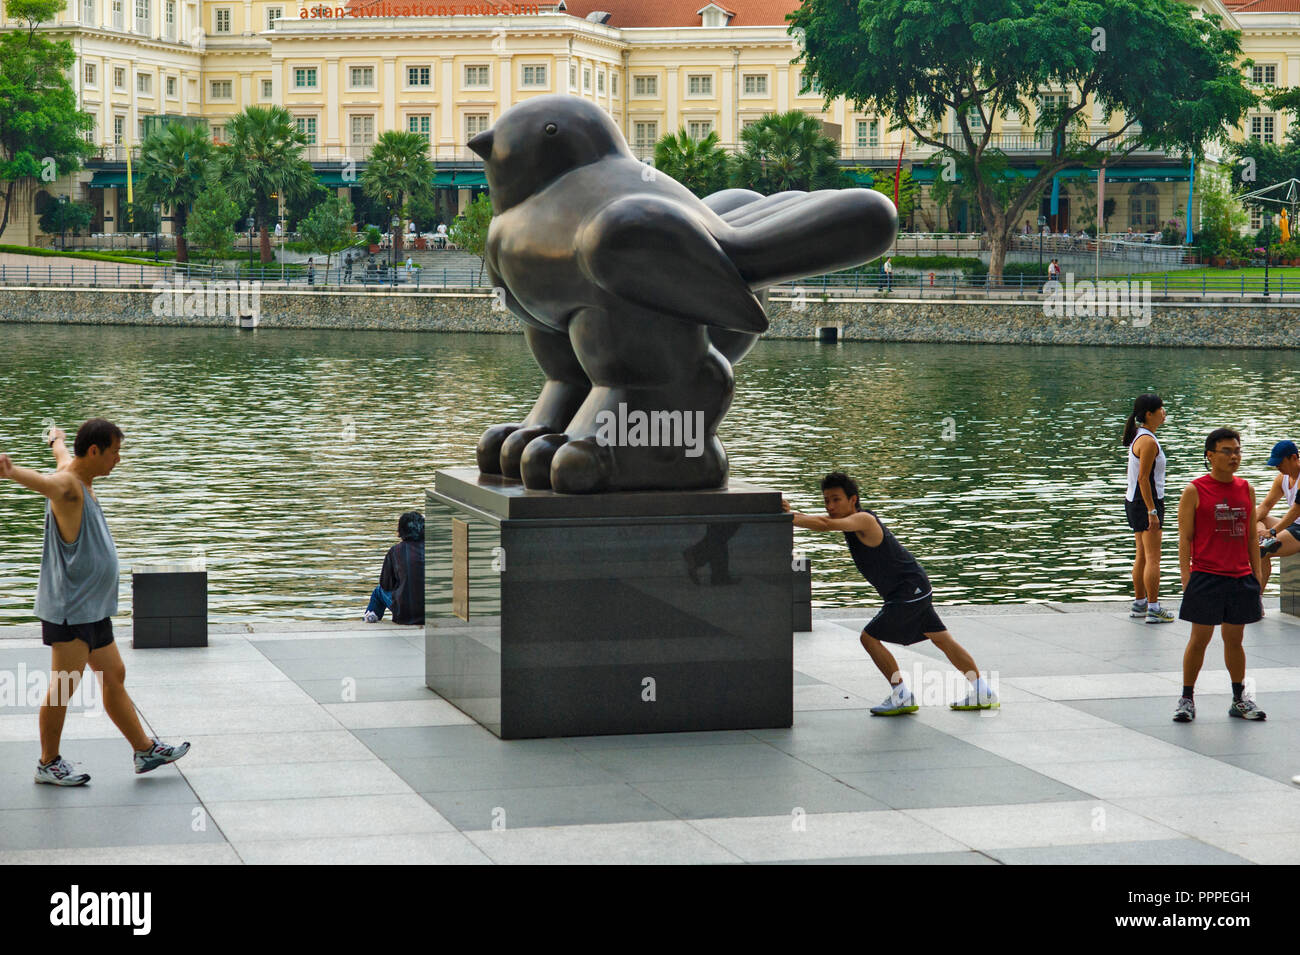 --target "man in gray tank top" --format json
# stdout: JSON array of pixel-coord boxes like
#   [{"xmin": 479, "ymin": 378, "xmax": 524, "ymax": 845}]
[{"xmin": 0, "ymin": 418, "xmax": 190, "ymax": 786}]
